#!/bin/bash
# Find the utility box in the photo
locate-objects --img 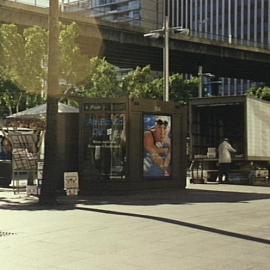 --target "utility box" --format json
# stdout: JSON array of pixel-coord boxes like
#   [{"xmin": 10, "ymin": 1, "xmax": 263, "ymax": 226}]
[{"xmin": 78, "ymin": 98, "xmax": 187, "ymax": 194}]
